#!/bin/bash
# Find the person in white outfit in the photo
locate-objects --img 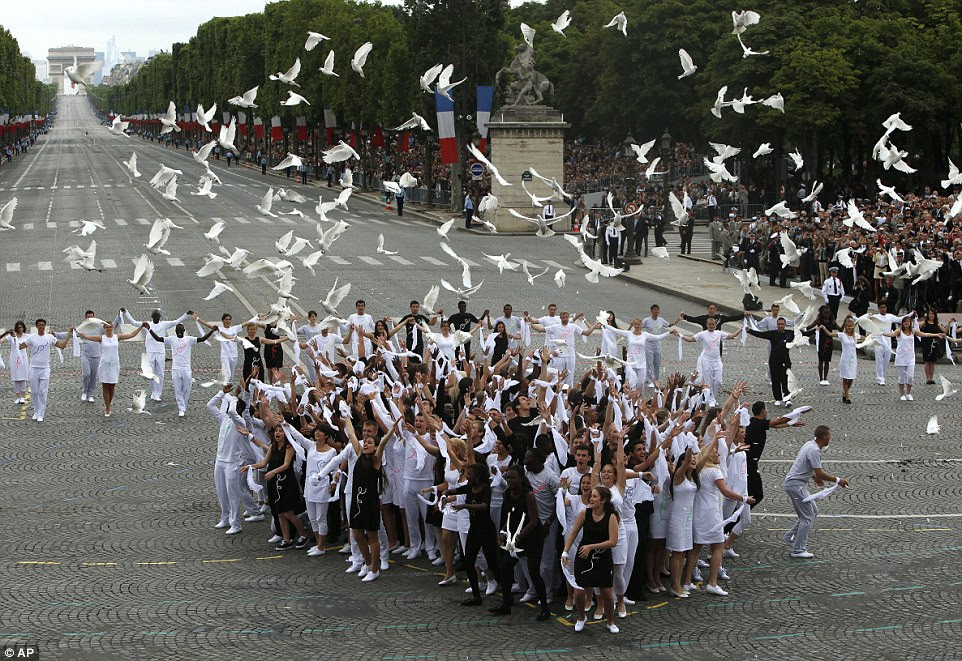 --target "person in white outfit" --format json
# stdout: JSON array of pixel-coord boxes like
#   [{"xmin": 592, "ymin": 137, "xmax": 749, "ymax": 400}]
[
  {"xmin": 20, "ymin": 319, "xmax": 73, "ymax": 422},
  {"xmin": 600, "ymin": 318, "xmax": 675, "ymax": 390},
  {"xmin": 208, "ymin": 385, "xmax": 254, "ymax": 535},
  {"xmin": 527, "ymin": 310, "xmax": 590, "ymax": 387},
  {"xmin": 1, "ymin": 321, "xmax": 29, "ymax": 403},
  {"xmin": 678, "ymin": 318, "xmax": 740, "ymax": 403},
  {"xmin": 76, "ymin": 320, "xmax": 145, "ymax": 416},
  {"xmin": 882, "ymin": 316, "xmax": 943, "ymax": 401},
  {"xmin": 642, "ymin": 305, "xmax": 673, "ymax": 386},
  {"xmin": 342, "ymin": 300, "xmax": 375, "ymax": 357},
  {"xmin": 148, "ymin": 322, "xmax": 216, "ymax": 416},
  {"xmin": 870, "ymin": 303, "xmax": 908, "ymax": 386},
  {"xmin": 121, "ymin": 308, "xmax": 191, "ymax": 401},
  {"xmin": 282, "ymin": 418, "xmax": 337, "ymax": 556},
  {"xmin": 196, "ymin": 314, "xmax": 239, "ymax": 380}
]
